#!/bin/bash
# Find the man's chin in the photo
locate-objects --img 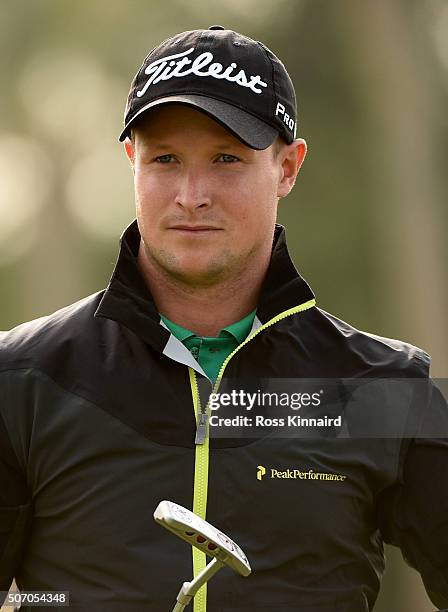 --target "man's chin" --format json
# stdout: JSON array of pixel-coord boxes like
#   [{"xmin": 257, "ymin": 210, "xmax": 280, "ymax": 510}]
[
  {"xmin": 165, "ymin": 265, "xmax": 228, "ymax": 288},
  {"xmin": 142, "ymin": 245, "xmax": 240, "ymax": 287}
]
